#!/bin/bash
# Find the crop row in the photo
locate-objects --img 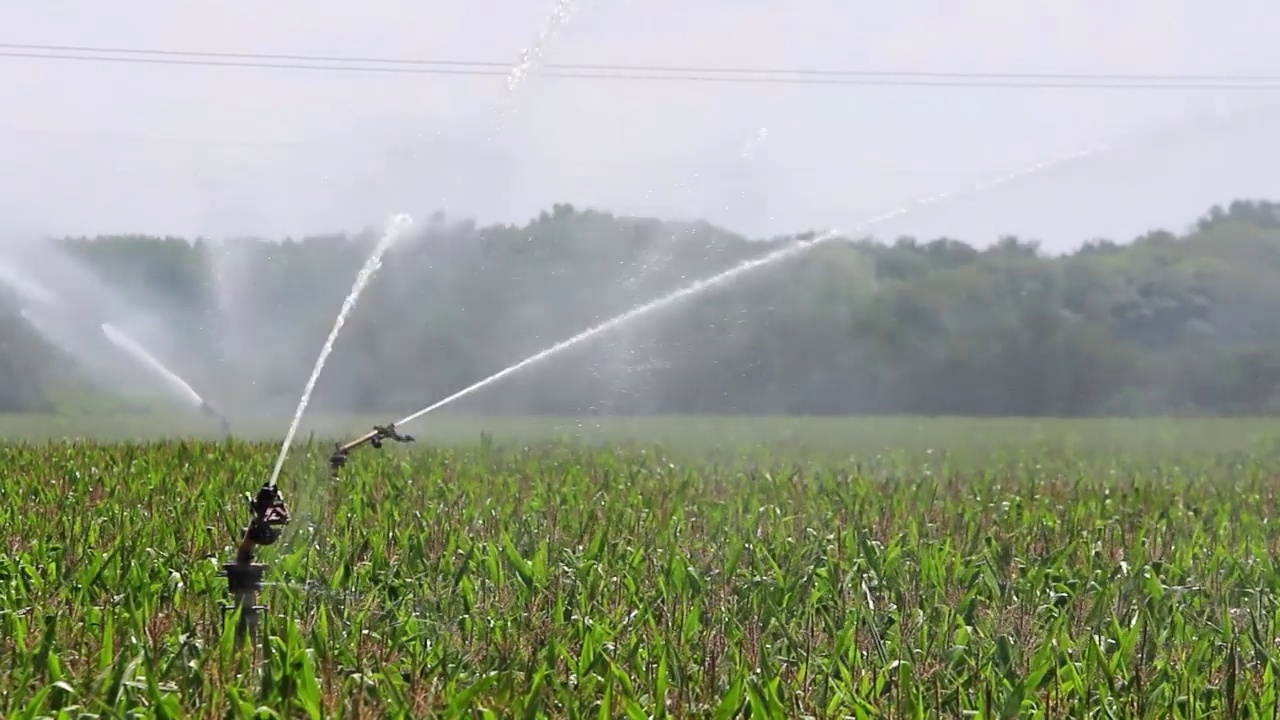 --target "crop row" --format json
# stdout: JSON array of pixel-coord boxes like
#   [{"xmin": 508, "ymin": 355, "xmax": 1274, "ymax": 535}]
[{"xmin": 2, "ymin": 436, "xmax": 1280, "ymax": 717}]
